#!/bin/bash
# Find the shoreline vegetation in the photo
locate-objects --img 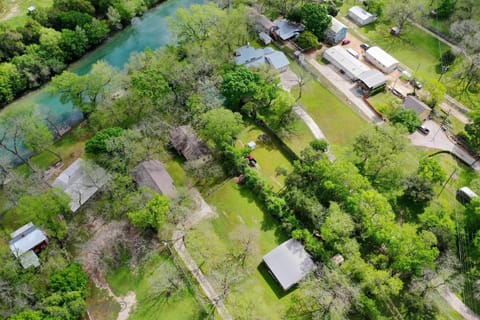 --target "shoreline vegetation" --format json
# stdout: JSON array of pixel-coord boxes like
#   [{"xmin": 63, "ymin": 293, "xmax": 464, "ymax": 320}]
[{"xmin": 0, "ymin": 0, "xmax": 166, "ymax": 109}]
